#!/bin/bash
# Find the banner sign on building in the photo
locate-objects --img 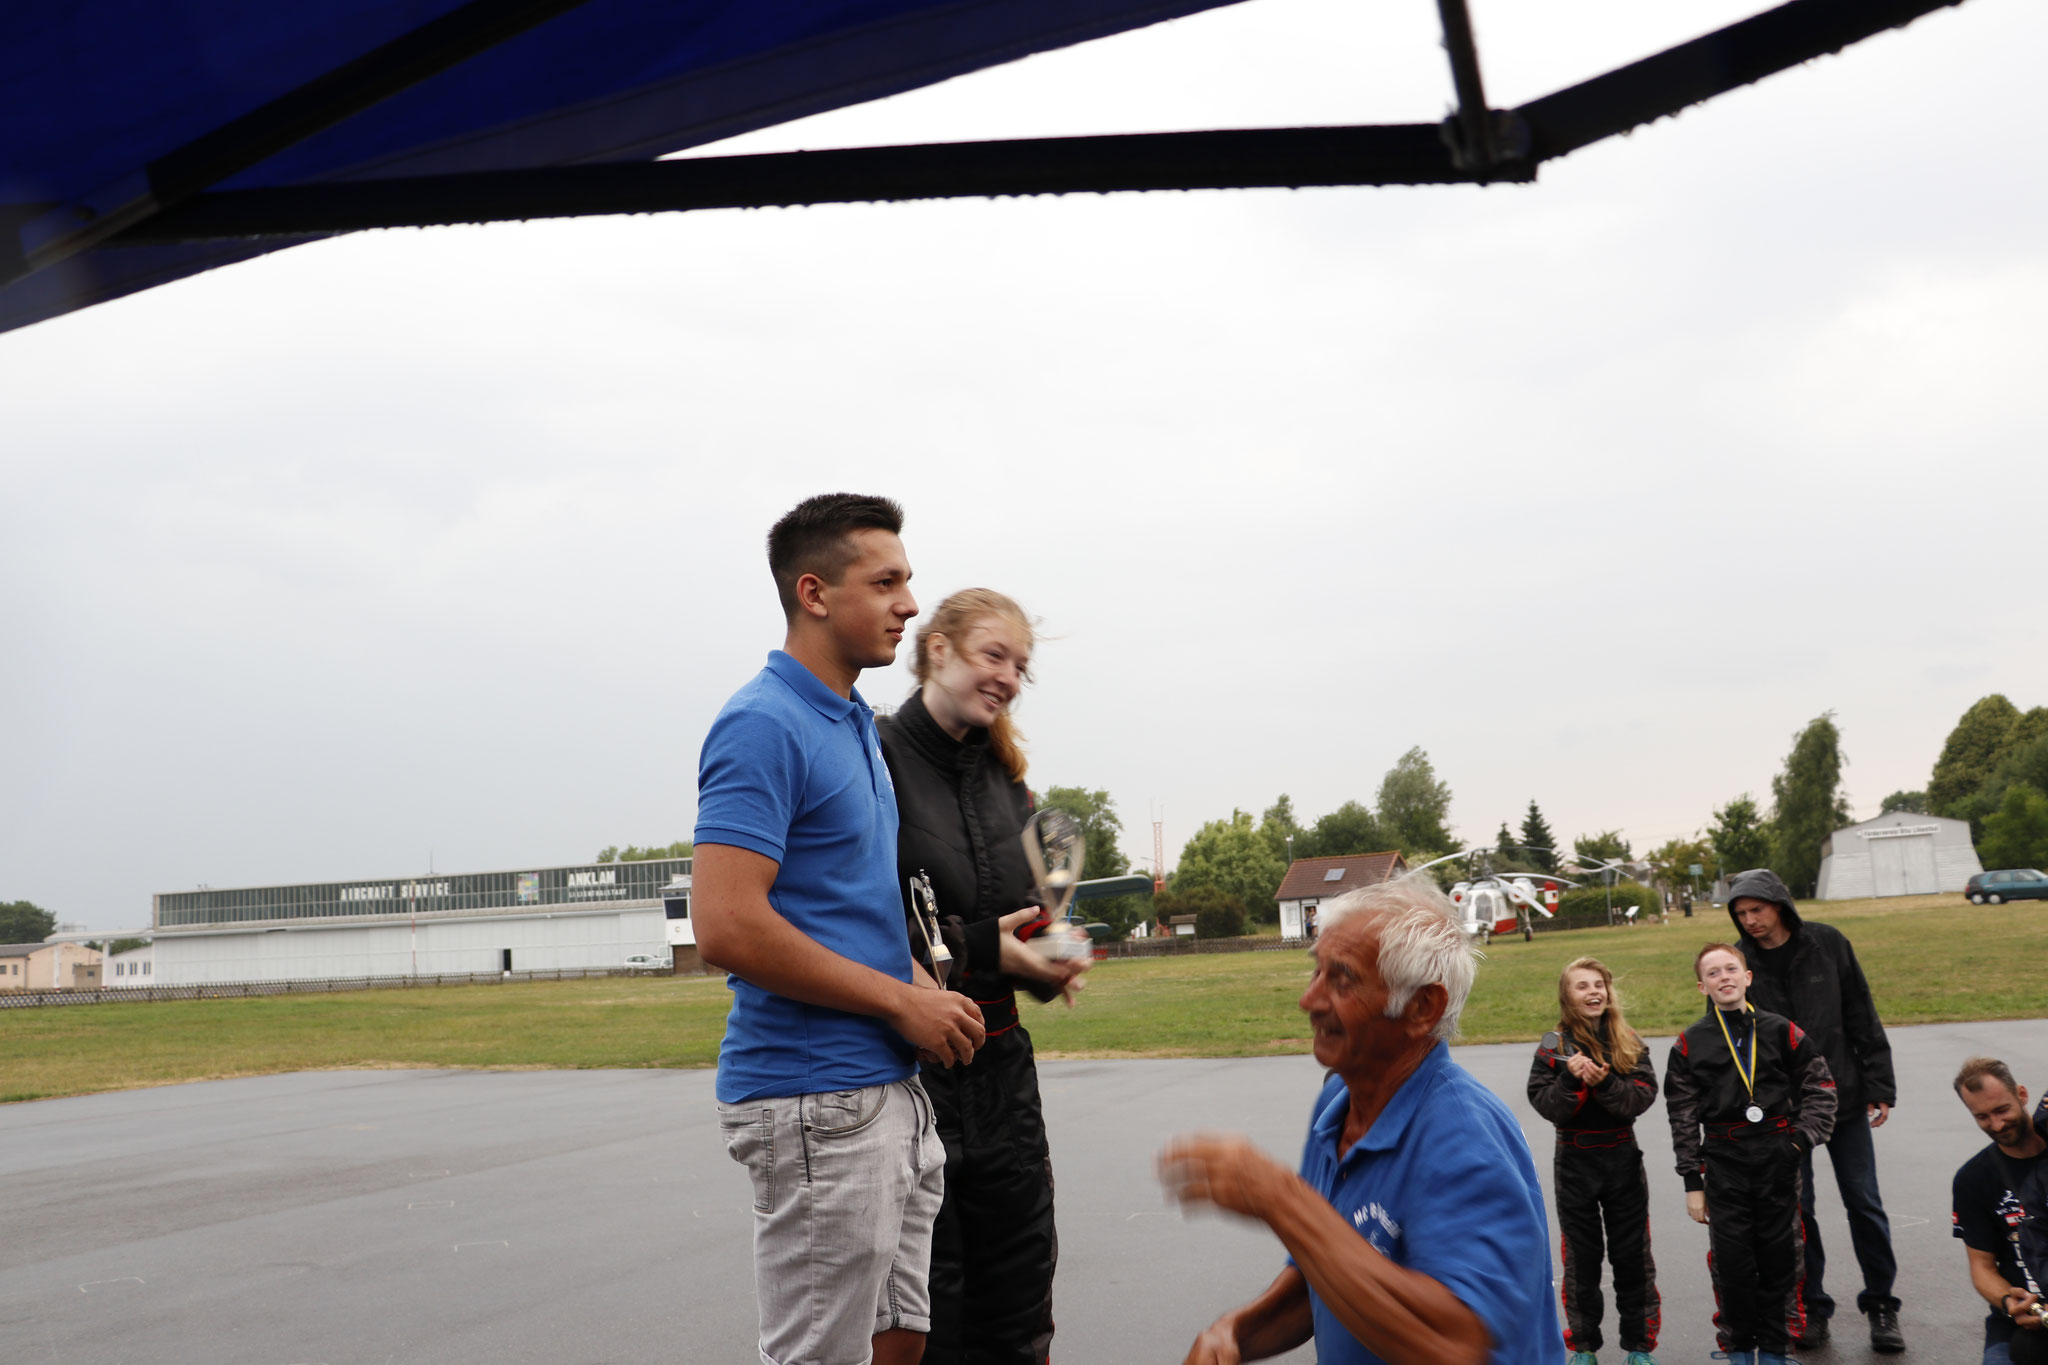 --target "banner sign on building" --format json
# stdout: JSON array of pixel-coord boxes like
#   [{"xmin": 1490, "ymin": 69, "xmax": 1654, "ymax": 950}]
[{"xmin": 154, "ymin": 858, "xmax": 691, "ymax": 929}]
